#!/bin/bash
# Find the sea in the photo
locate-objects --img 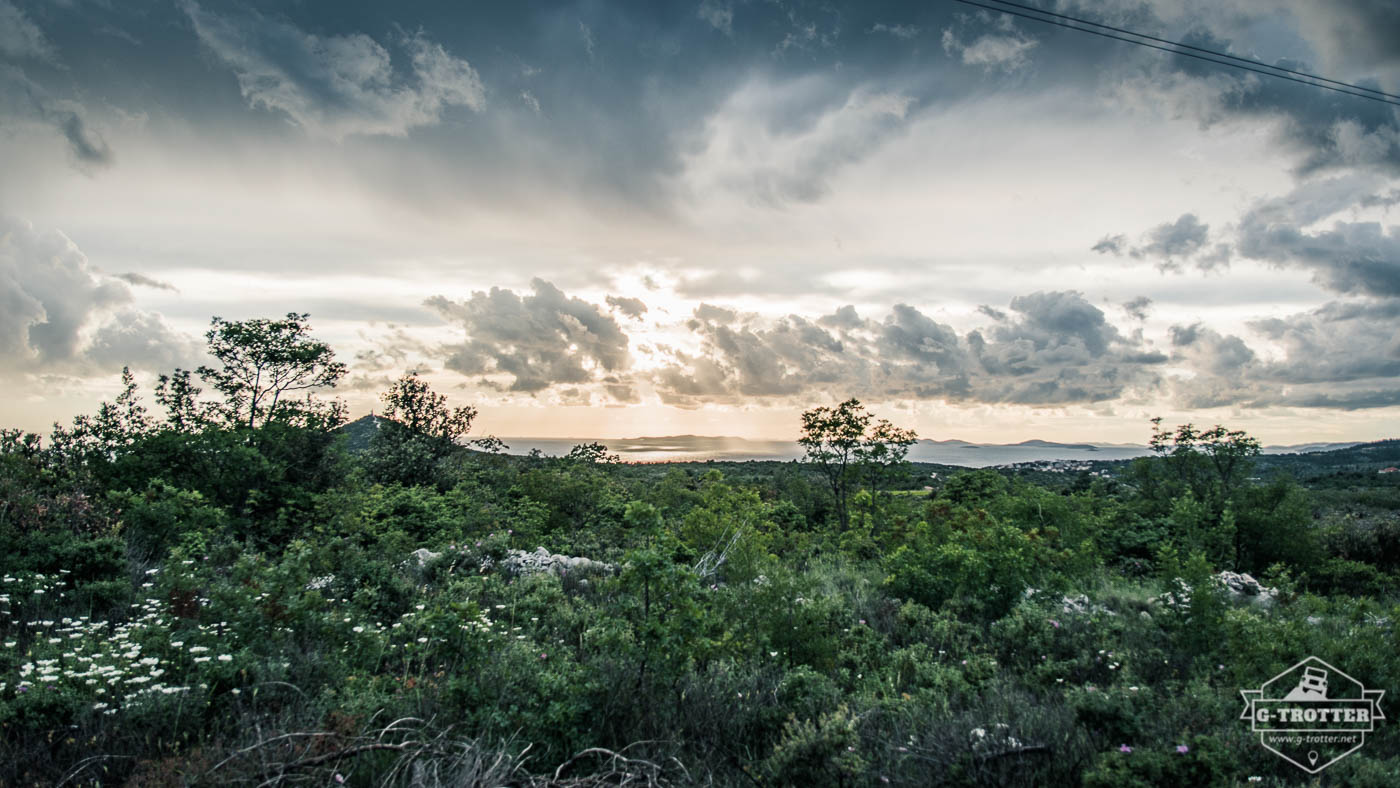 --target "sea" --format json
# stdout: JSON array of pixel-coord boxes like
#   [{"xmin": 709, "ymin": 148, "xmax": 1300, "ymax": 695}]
[
  {"xmin": 494, "ymin": 436, "xmax": 1356, "ymax": 468},
  {"xmin": 496, "ymin": 436, "xmax": 1153, "ymax": 468}
]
